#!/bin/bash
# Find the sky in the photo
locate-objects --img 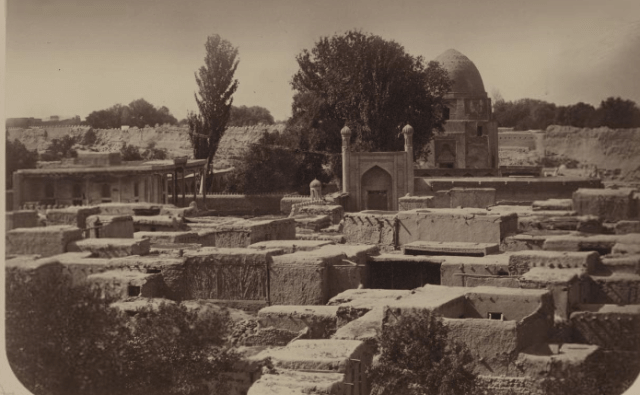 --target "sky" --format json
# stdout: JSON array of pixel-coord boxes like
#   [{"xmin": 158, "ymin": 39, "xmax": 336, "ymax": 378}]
[{"xmin": 4, "ymin": 0, "xmax": 640, "ymax": 123}]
